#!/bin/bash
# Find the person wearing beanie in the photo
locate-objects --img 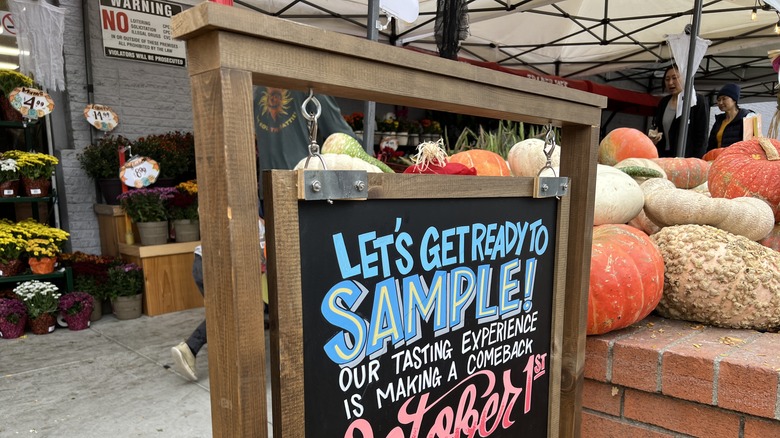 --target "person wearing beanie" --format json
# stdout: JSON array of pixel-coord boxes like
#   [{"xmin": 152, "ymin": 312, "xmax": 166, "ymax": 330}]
[
  {"xmin": 649, "ymin": 64, "xmax": 708, "ymax": 158},
  {"xmin": 707, "ymin": 83, "xmax": 753, "ymax": 152}
]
